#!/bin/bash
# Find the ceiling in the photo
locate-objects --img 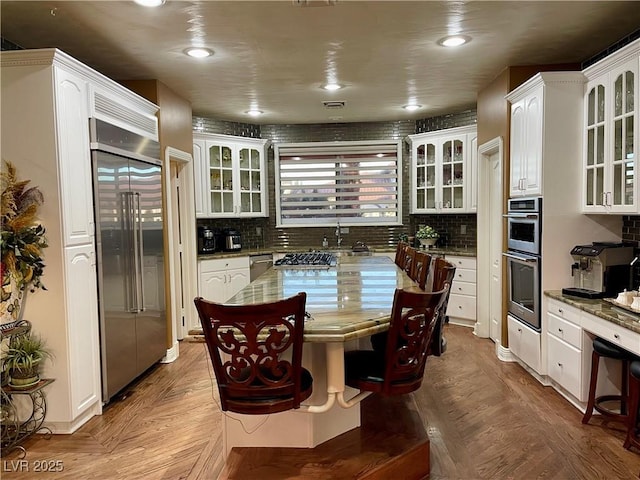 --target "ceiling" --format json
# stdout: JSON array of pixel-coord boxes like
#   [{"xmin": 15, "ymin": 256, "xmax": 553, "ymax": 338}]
[{"xmin": 2, "ymin": 1, "xmax": 640, "ymax": 125}]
